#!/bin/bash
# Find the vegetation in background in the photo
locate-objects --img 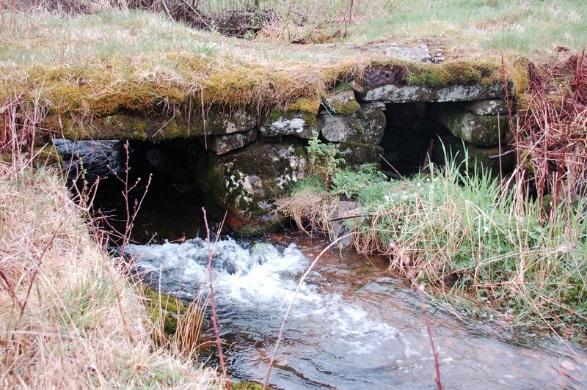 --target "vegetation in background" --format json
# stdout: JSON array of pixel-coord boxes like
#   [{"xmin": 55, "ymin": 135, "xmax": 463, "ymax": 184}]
[
  {"xmin": 7, "ymin": 1, "xmax": 586, "ymax": 55},
  {"xmin": 0, "ymin": 1, "xmax": 583, "ymax": 141}
]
